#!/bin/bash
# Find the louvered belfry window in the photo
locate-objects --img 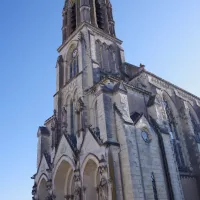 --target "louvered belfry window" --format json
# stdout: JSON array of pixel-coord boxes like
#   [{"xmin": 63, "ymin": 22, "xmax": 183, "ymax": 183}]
[
  {"xmin": 71, "ymin": 4, "xmax": 76, "ymax": 33},
  {"xmin": 95, "ymin": 0, "xmax": 104, "ymax": 30}
]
